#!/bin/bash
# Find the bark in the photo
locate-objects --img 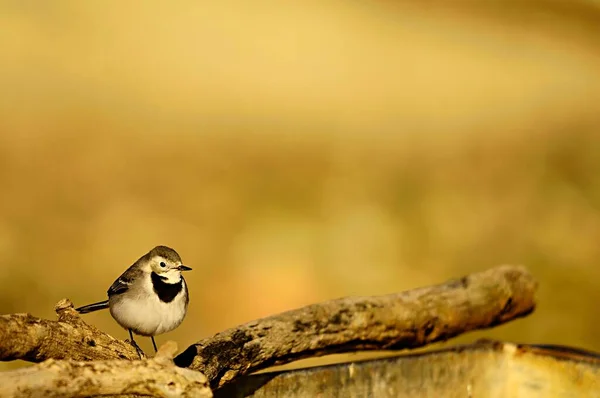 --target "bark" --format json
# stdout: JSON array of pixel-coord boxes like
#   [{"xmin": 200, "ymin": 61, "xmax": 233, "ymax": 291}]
[
  {"xmin": 0, "ymin": 265, "xmax": 537, "ymax": 391},
  {"xmin": 0, "ymin": 299, "xmax": 138, "ymax": 362},
  {"xmin": 175, "ymin": 265, "xmax": 537, "ymax": 389},
  {"xmin": 0, "ymin": 341, "xmax": 211, "ymax": 398}
]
